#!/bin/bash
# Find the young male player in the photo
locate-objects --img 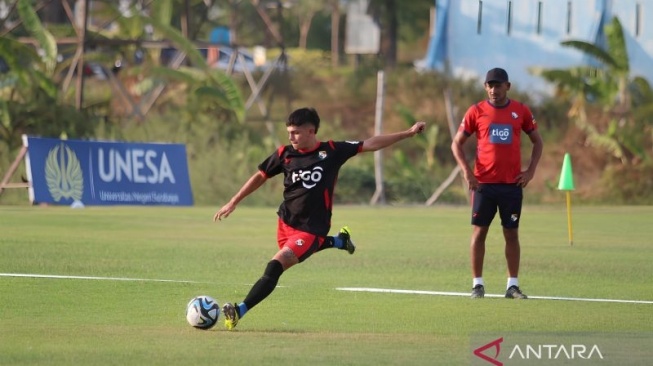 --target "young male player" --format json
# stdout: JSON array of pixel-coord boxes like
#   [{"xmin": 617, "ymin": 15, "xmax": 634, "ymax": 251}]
[
  {"xmin": 451, "ymin": 68, "xmax": 543, "ymax": 299},
  {"xmin": 214, "ymin": 107, "xmax": 425, "ymax": 329}
]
